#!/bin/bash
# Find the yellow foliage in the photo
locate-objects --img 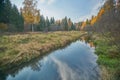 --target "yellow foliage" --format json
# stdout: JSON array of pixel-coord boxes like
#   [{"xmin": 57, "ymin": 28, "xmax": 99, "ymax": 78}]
[
  {"xmin": 90, "ymin": 16, "xmax": 97, "ymax": 25},
  {"xmin": 21, "ymin": 0, "xmax": 40, "ymax": 24},
  {"xmin": 98, "ymin": 8, "xmax": 105, "ymax": 19},
  {"xmin": 90, "ymin": 8, "xmax": 105, "ymax": 25},
  {"xmin": 34, "ymin": 12, "xmax": 40, "ymax": 24},
  {"xmin": 81, "ymin": 22, "xmax": 87, "ymax": 29}
]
